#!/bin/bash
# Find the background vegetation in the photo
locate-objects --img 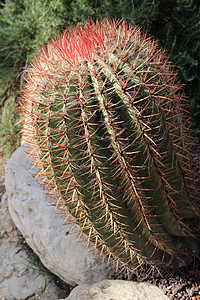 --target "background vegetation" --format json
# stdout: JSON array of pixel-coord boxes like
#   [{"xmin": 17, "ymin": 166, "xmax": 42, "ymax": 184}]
[{"xmin": 0, "ymin": 0, "xmax": 199, "ymax": 158}]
